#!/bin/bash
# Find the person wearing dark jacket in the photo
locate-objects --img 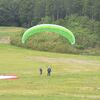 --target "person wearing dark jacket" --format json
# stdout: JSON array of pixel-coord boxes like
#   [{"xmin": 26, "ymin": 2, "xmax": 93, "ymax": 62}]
[
  {"xmin": 39, "ymin": 68, "xmax": 43, "ymax": 75},
  {"xmin": 47, "ymin": 66, "xmax": 52, "ymax": 76}
]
